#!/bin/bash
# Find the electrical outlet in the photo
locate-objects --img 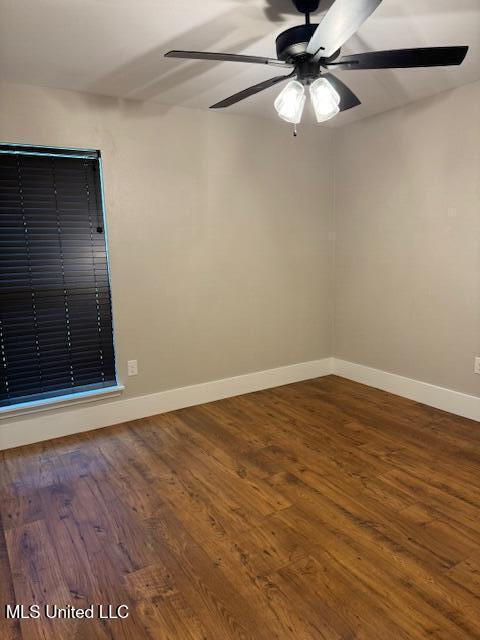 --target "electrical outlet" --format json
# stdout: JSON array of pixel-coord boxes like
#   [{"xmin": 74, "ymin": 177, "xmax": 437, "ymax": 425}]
[
  {"xmin": 127, "ymin": 360, "xmax": 138, "ymax": 376},
  {"xmin": 474, "ymin": 357, "xmax": 480, "ymax": 375}
]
